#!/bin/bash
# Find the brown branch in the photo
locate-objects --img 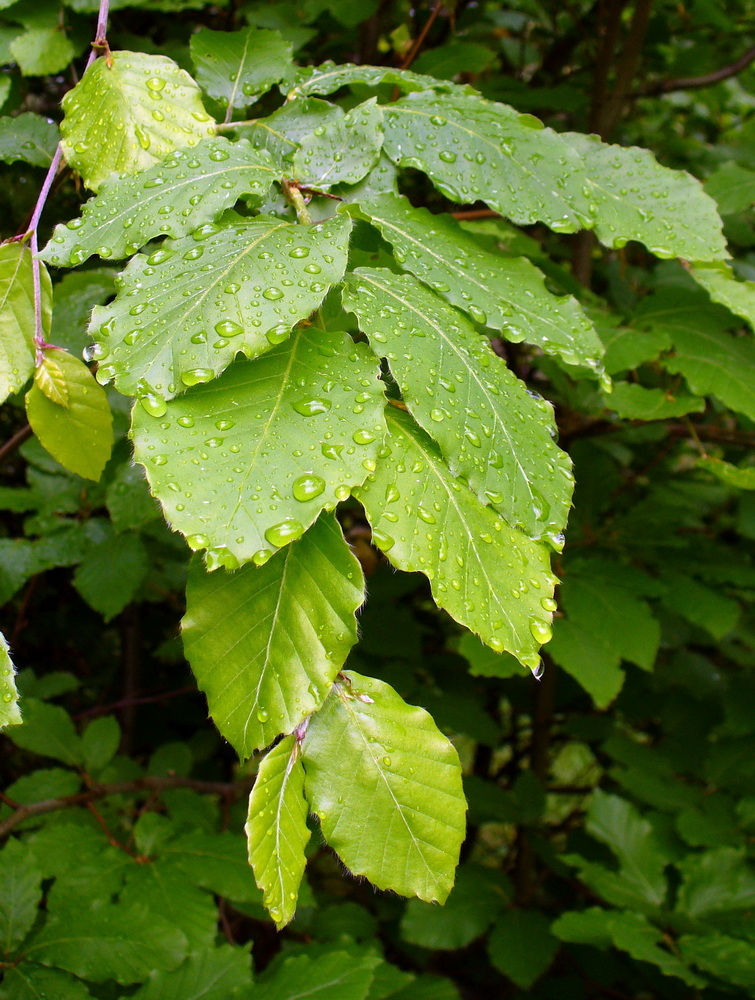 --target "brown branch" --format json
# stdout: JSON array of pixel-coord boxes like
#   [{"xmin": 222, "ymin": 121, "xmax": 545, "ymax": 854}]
[
  {"xmin": 0, "ymin": 424, "xmax": 33, "ymax": 468},
  {"xmin": 639, "ymin": 44, "xmax": 755, "ymax": 96},
  {"xmin": 401, "ymin": 1, "xmax": 444, "ymax": 71}
]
